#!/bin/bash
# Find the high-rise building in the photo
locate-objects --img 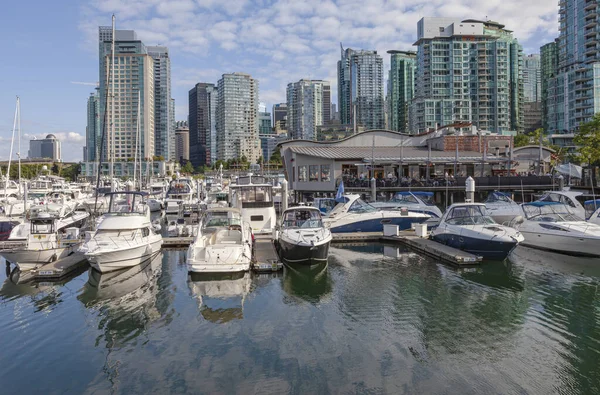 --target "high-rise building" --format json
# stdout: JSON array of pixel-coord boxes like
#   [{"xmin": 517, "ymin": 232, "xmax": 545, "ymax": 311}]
[
  {"xmin": 175, "ymin": 122, "xmax": 190, "ymax": 163},
  {"xmin": 98, "ymin": 27, "xmax": 156, "ymax": 161},
  {"xmin": 29, "ymin": 134, "xmax": 61, "ymax": 161},
  {"xmin": 523, "ymin": 54, "xmax": 541, "ymax": 102},
  {"xmin": 169, "ymin": 98, "xmax": 176, "ymax": 160},
  {"xmin": 272, "ymin": 103, "xmax": 287, "ymax": 125},
  {"xmin": 86, "ymin": 88, "xmax": 100, "ymax": 162},
  {"xmin": 216, "ymin": 73, "xmax": 260, "ymax": 162},
  {"xmin": 338, "ymin": 46, "xmax": 385, "ymax": 130},
  {"xmin": 188, "ymin": 83, "xmax": 217, "ymax": 167},
  {"xmin": 545, "ymin": 0, "xmax": 600, "ymax": 134},
  {"xmin": 259, "ymin": 111, "xmax": 272, "ymax": 135},
  {"xmin": 286, "ymin": 79, "xmax": 331, "ymax": 140},
  {"xmin": 541, "ymin": 40, "xmax": 559, "ymax": 132},
  {"xmin": 330, "ymin": 103, "xmax": 339, "ymax": 121},
  {"xmin": 147, "ymin": 46, "xmax": 173, "ymax": 160},
  {"xmin": 410, "ymin": 18, "xmax": 523, "ymax": 134},
  {"xmin": 387, "ymin": 50, "xmax": 416, "ymax": 133}
]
